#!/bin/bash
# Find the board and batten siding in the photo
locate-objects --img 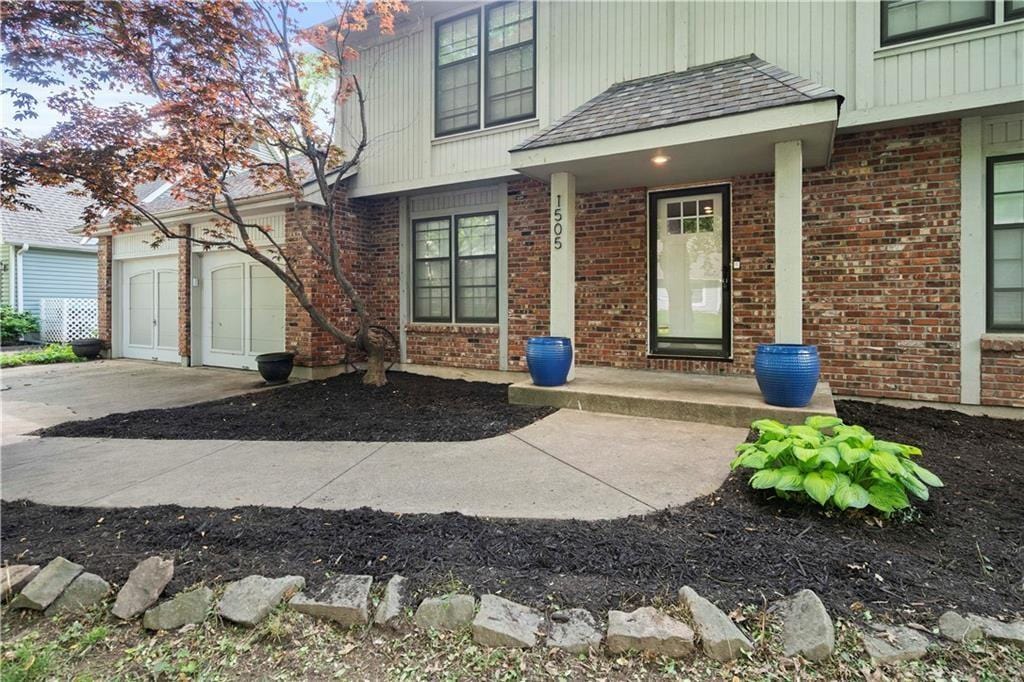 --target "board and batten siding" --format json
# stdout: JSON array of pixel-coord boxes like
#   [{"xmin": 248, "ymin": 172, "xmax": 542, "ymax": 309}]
[
  {"xmin": 343, "ymin": 0, "xmax": 1023, "ymax": 197},
  {"xmin": 19, "ymin": 248, "xmax": 97, "ymax": 317}
]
